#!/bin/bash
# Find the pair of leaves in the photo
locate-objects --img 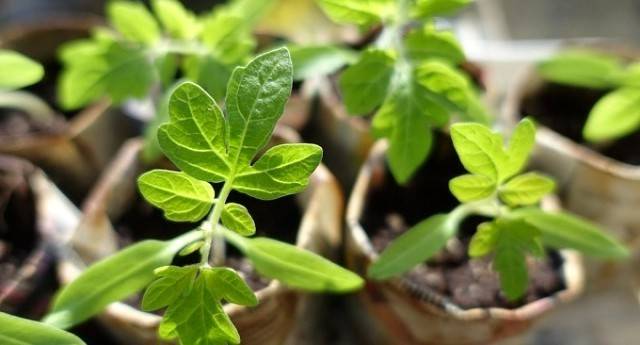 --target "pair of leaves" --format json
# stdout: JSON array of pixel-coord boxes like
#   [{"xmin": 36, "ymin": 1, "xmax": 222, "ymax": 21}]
[
  {"xmin": 468, "ymin": 219, "xmax": 543, "ymax": 300},
  {"xmin": 539, "ymin": 50, "xmax": 640, "ymax": 142},
  {"xmin": 0, "ymin": 50, "xmax": 44, "ymax": 90},
  {"xmin": 43, "ymin": 231, "xmax": 202, "ymax": 329},
  {"xmin": 0, "ymin": 312, "xmax": 85, "ymax": 345},
  {"xmin": 449, "ymin": 118, "xmax": 554, "ymax": 206},
  {"xmin": 143, "ymin": 266, "xmax": 257, "ymax": 345}
]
